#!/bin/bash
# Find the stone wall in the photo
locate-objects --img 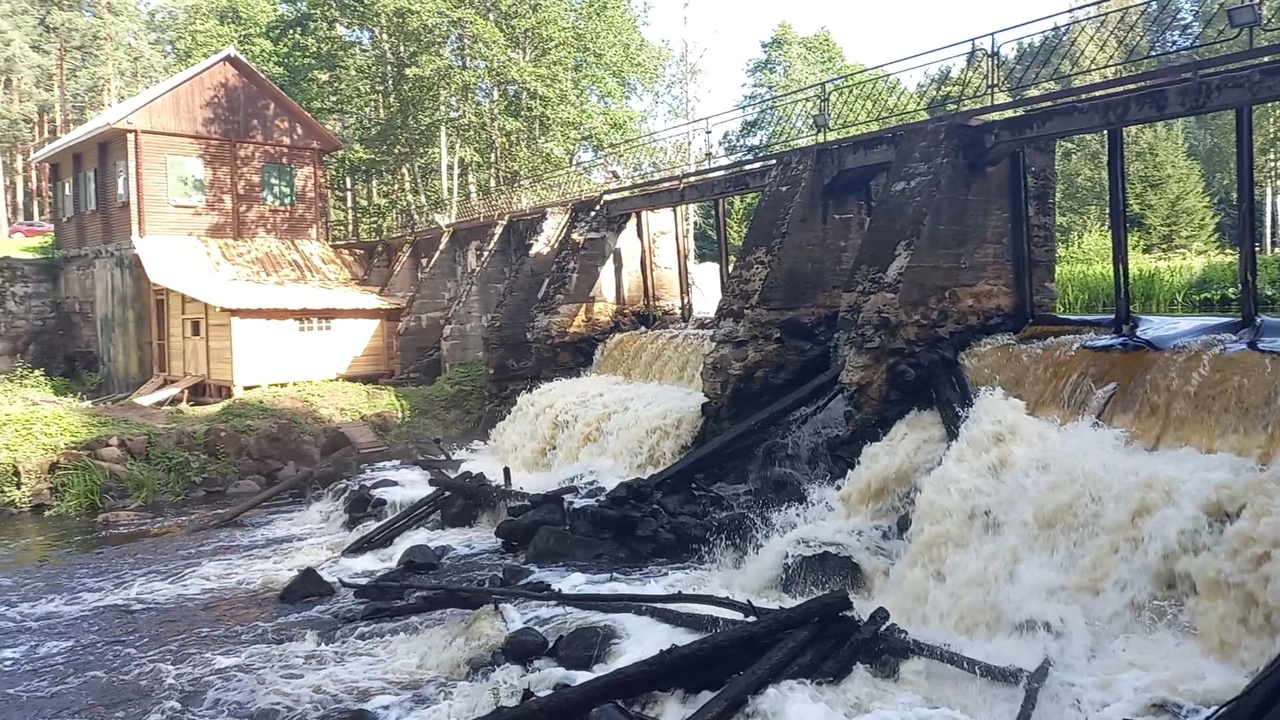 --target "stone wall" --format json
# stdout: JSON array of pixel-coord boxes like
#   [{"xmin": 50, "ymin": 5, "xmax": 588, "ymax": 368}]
[
  {"xmin": 480, "ymin": 205, "xmax": 684, "ymax": 423},
  {"xmin": 699, "ymin": 145, "xmax": 884, "ymax": 437},
  {"xmin": 835, "ymin": 124, "xmax": 1056, "ymax": 448},
  {"xmin": 0, "ymin": 258, "xmax": 67, "ymax": 374}
]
